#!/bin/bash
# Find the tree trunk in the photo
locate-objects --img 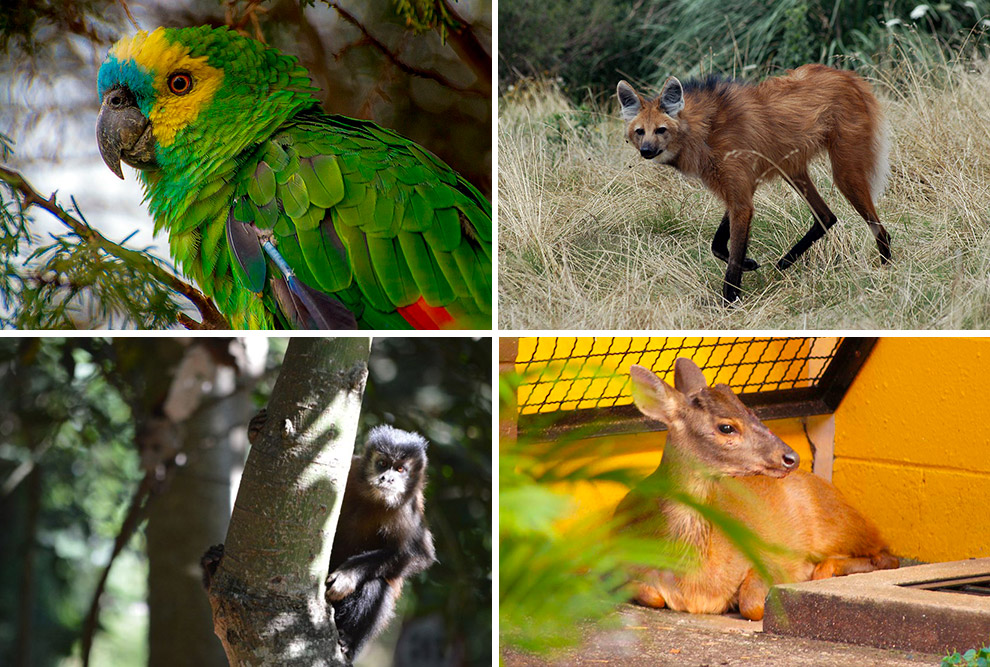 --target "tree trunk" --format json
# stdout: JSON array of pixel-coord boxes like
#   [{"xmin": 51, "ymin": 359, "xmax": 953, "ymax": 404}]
[
  {"xmin": 146, "ymin": 341, "xmax": 262, "ymax": 667},
  {"xmin": 207, "ymin": 337, "xmax": 372, "ymax": 666}
]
